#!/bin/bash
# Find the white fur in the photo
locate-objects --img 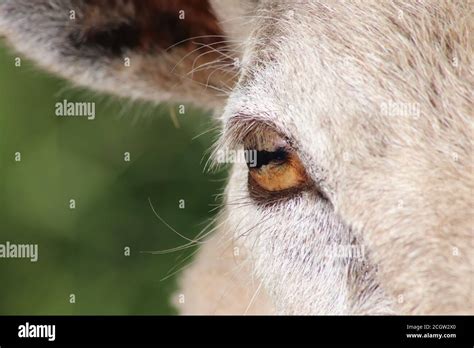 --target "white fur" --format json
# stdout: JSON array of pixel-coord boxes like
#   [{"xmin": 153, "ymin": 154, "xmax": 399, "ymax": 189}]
[{"xmin": 1, "ymin": 0, "xmax": 472, "ymax": 314}]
